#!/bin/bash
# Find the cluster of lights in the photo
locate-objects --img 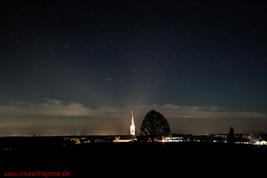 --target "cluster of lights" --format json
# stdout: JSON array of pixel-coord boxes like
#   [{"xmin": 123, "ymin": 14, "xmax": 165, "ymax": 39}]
[
  {"xmin": 161, "ymin": 137, "xmax": 184, "ymax": 143},
  {"xmin": 253, "ymin": 140, "xmax": 267, "ymax": 146}
]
